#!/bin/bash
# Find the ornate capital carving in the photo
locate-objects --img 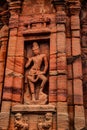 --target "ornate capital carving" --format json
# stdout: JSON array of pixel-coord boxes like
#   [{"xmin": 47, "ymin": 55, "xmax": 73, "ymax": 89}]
[
  {"xmin": 56, "ymin": 11, "xmax": 66, "ymax": 24},
  {"xmin": 52, "ymin": 0, "xmax": 66, "ymax": 24},
  {"xmin": 68, "ymin": 0, "xmax": 81, "ymax": 15},
  {"xmin": 52, "ymin": 0, "xmax": 66, "ymax": 11},
  {"xmin": 8, "ymin": 0, "xmax": 22, "ymax": 28},
  {"xmin": 8, "ymin": 0, "xmax": 22, "ymax": 14},
  {"xmin": 0, "ymin": 0, "xmax": 10, "ymax": 28}
]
